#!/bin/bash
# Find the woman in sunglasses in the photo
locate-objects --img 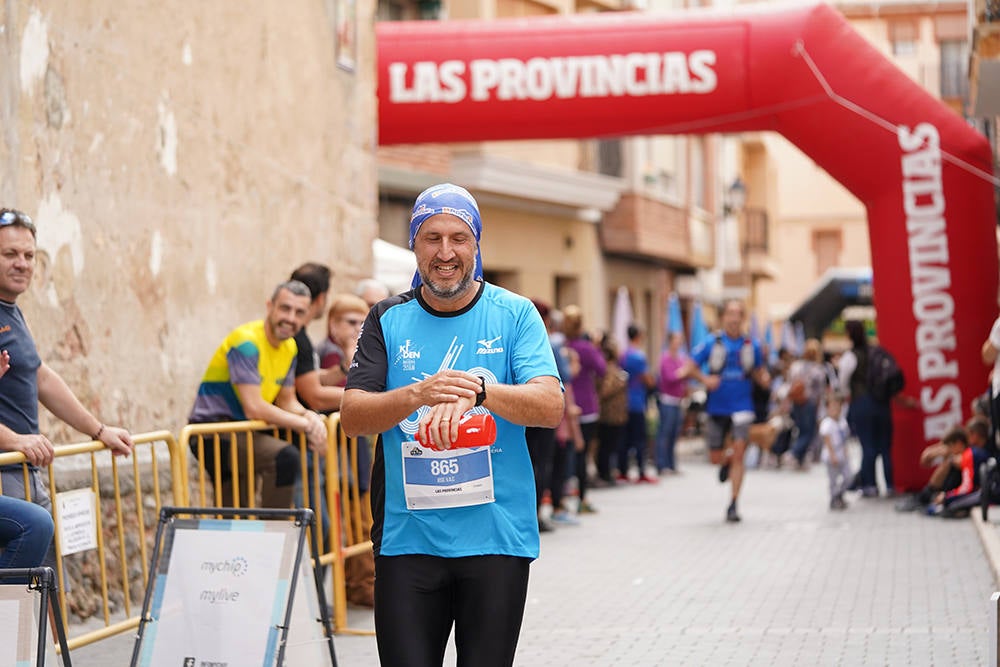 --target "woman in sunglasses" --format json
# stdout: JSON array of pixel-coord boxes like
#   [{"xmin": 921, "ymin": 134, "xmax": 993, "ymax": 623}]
[
  {"xmin": 317, "ymin": 293, "xmax": 369, "ymax": 387},
  {"xmin": 316, "ymin": 292, "xmax": 376, "ymax": 606}
]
